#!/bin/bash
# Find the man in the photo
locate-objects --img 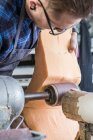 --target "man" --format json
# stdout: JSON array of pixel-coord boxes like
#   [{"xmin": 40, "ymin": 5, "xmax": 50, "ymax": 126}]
[{"xmin": 0, "ymin": 0, "xmax": 93, "ymax": 76}]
